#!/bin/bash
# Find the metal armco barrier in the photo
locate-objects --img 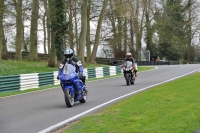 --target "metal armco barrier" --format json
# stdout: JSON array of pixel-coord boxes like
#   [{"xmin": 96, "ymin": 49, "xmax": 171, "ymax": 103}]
[
  {"xmin": 0, "ymin": 75, "xmax": 20, "ymax": 93},
  {"xmin": 20, "ymin": 73, "xmax": 39, "ymax": 91},
  {"xmin": 0, "ymin": 66, "xmax": 123, "ymax": 93},
  {"xmin": 39, "ymin": 72, "xmax": 54, "ymax": 87}
]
